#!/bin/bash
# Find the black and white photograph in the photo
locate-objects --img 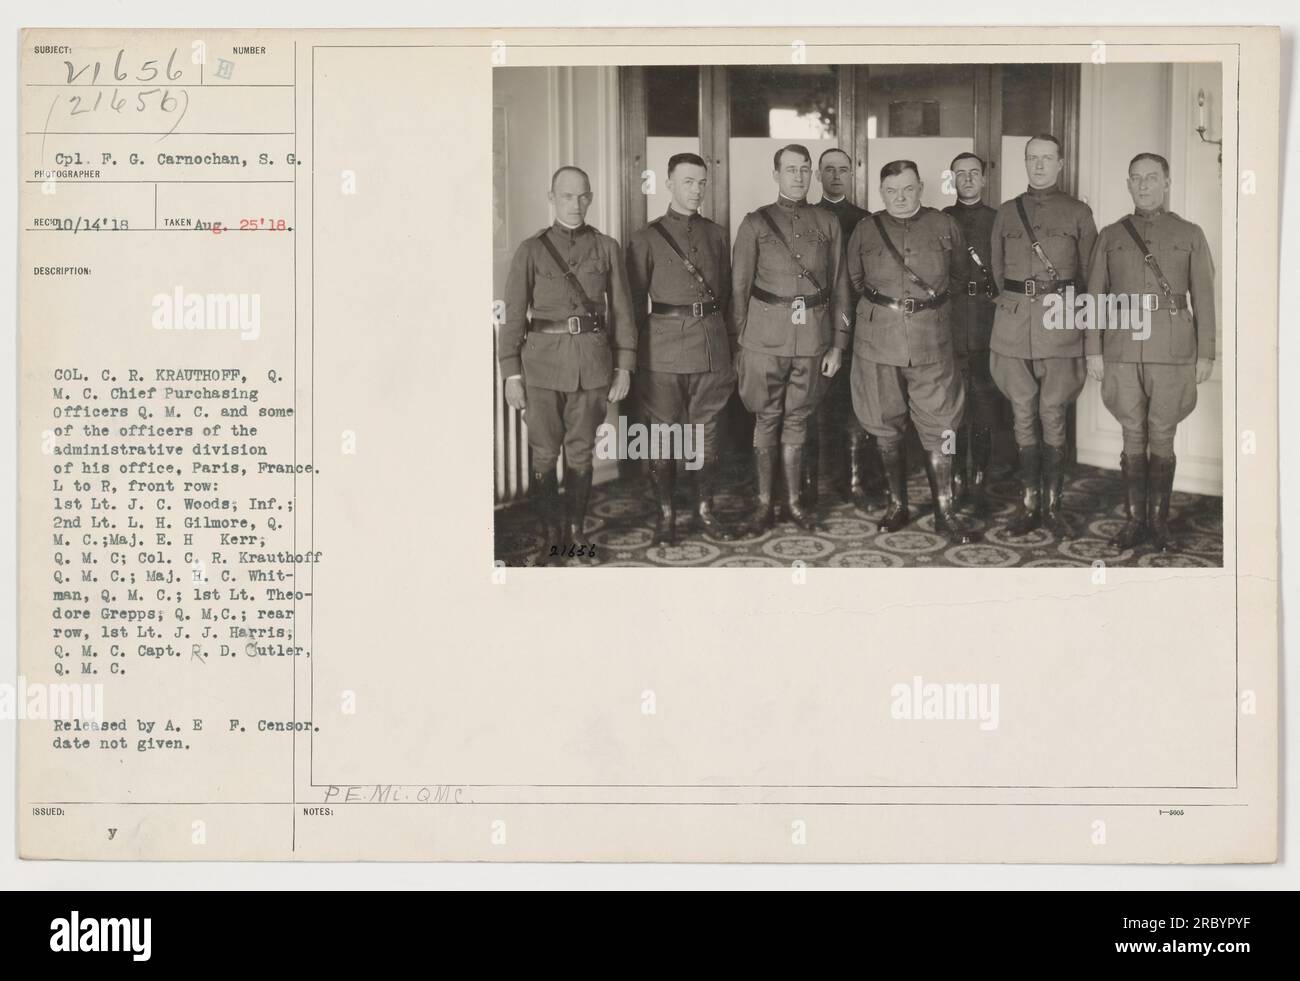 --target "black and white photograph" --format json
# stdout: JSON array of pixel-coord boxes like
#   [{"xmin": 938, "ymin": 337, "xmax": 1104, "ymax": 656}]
[{"xmin": 493, "ymin": 61, "xmax": 1225, "ymax": 568}]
